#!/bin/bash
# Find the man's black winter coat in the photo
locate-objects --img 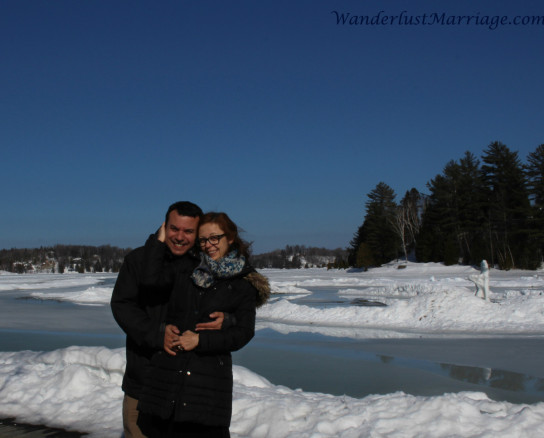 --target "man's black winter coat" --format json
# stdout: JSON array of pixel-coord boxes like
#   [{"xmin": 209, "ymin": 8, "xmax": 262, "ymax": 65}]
[{"xmin": 110, "ymin": 243, "xmax": 198, "ymax": 399}]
